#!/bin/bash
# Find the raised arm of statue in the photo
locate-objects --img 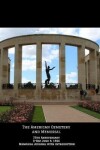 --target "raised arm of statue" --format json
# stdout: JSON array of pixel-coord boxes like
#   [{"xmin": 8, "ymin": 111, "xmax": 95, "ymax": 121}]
[
  {"xmin": 45, "ymin": 61, "xmax": 47, "ymax": 69},
  {"xmin": 49, "ymin": 67, "xmax": 55, "ymax": 70}
]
